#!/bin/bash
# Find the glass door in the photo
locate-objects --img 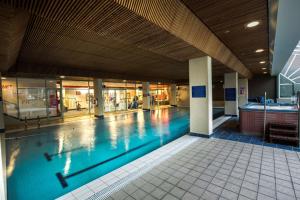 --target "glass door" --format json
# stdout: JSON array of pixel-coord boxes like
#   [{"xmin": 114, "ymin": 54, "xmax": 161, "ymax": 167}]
[
  {"xmin": 103, "ymin": 89, "xmax": 116, "ymax": 112},
  {"xmin": 115, "ymin": 89, "xmax": 127, "ymax": 111}
]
